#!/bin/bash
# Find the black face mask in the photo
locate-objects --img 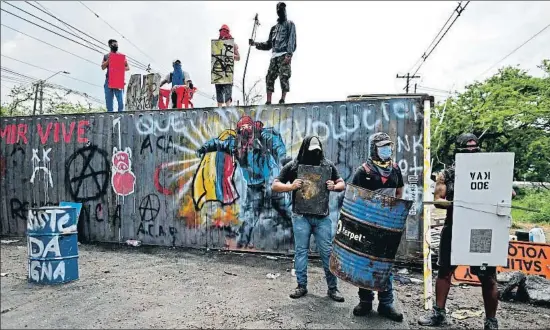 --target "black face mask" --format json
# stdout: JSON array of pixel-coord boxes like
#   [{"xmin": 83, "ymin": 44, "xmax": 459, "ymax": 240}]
[
  {"xmin": 110, "ymin": 45, "xmax": 118, "ymax": 52},
  {"xmin": 456, "ymin": 146, "xmax": 480, "ymax": 153},
  {"xmin": 277, "ymin": 3, "xmax": 286, "ymax": 21},
  {"xmin": 303, "ymin": 149, "xmax": 322, "ymax": 165}
]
